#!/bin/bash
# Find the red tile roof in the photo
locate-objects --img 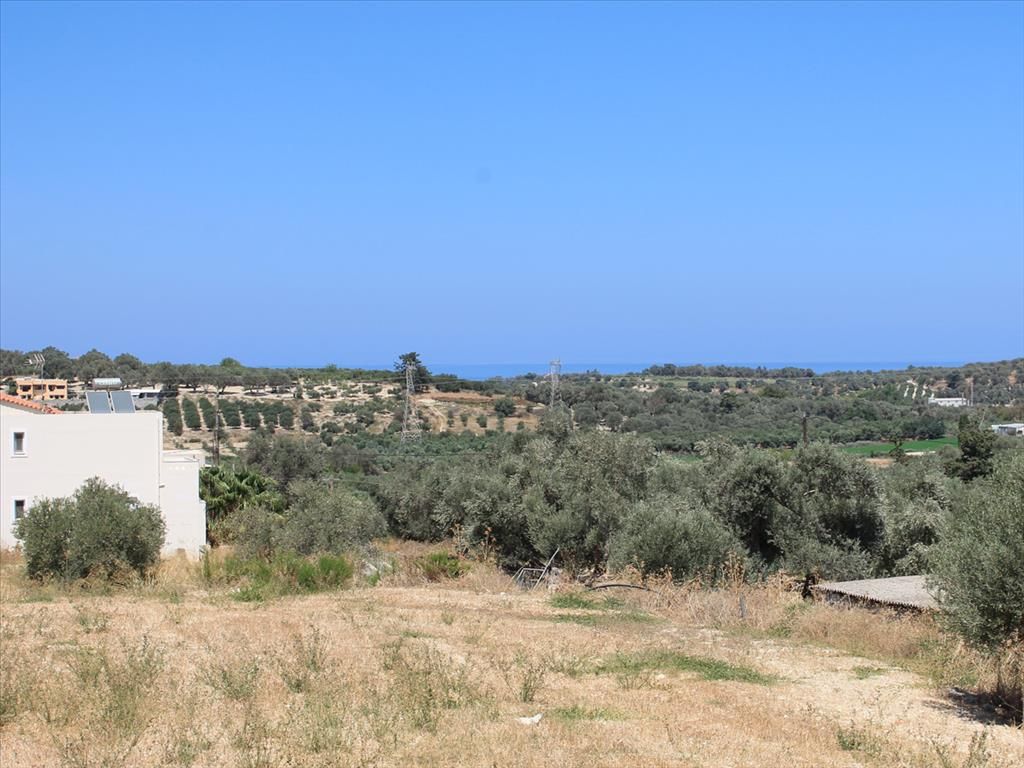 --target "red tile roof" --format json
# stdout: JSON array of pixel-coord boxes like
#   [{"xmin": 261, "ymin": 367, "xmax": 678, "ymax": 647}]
[{"xmin": 0, "ymin": 392, "xmax": 63, "ymax": 414}]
